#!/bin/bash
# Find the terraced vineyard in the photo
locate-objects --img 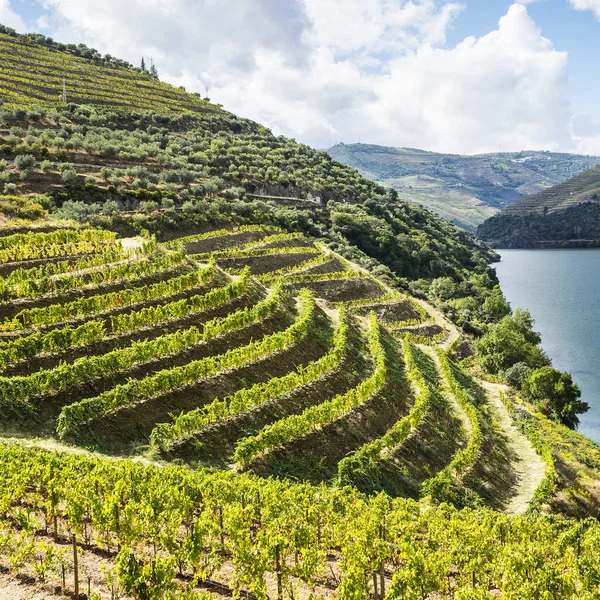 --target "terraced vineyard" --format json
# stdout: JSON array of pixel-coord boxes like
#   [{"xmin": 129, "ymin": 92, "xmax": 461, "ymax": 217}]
[
  {"xmin": 1, "ymin": 26, "xmax": 600, "ymax": 599},
  {"xmin": 477, "ymin": 165, "xmax": 600, "ymax": 246},
  {"xmin": 0, "ymin": 31, "xmax": 216, "ymax": 113},
  {"xmin": 2, "ymin": 221, "xmax": 600, "ymax": 599}
]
